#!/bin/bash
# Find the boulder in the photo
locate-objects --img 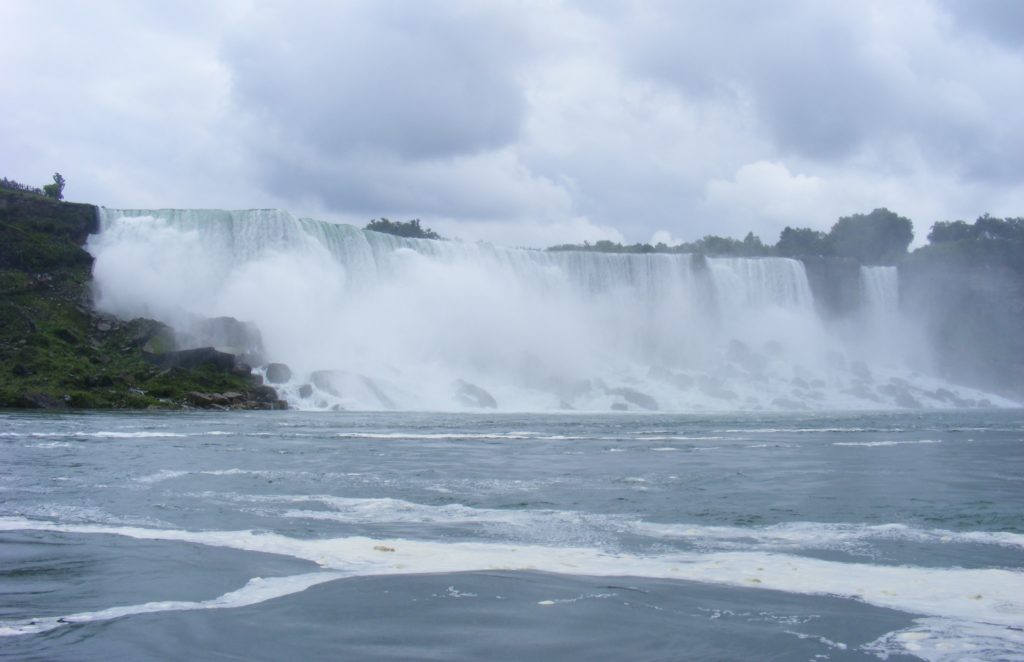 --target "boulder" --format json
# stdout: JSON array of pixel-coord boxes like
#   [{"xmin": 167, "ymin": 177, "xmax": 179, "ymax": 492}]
[
  {"xmin": 266, "ymin": 362, "xmax": 292, "ymax": 384},
  {"xmin": 298, "ymin": 384, "xmax": 313, "ymax": 399}
]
